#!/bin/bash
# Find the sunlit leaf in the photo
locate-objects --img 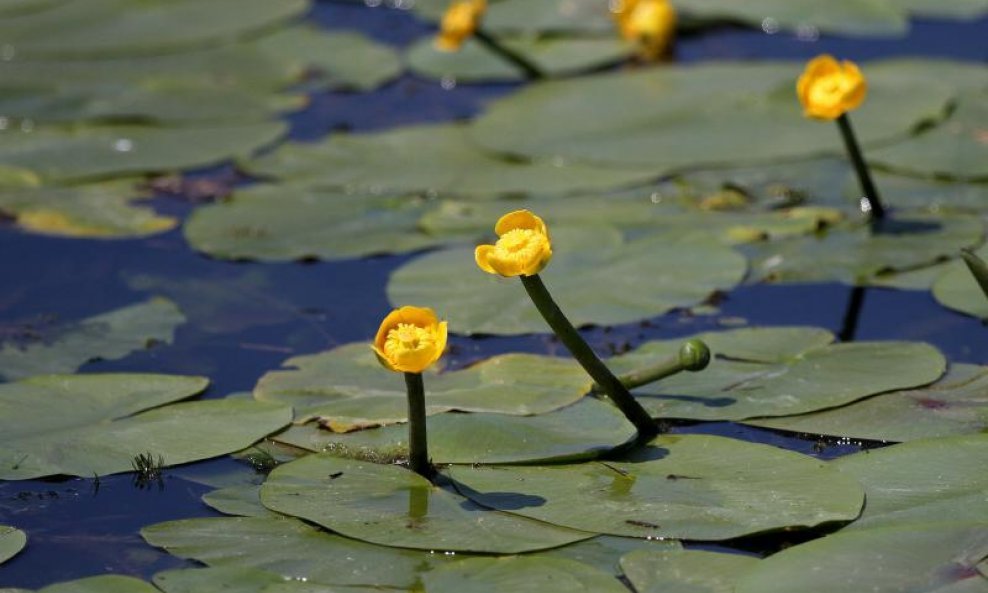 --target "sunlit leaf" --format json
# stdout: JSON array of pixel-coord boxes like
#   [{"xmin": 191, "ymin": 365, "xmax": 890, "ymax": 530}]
[
  {"xmin": 620, "ymin": 548, "xmax": 759, "ymax": 593},
  {"xmin": 0, "ymin": 525, "xmax": 26, "ymax": 566},
  {"xmin": 421, "ymin": 555, "xmax": 629, "ymax": 593}
]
